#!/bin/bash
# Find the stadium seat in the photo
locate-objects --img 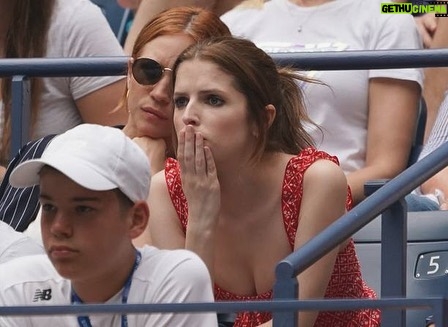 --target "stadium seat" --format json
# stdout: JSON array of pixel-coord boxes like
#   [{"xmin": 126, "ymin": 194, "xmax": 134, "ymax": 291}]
[
  {"xmin": 354, "ymin": 210, "xmax": 448, "ymax": 327},
  {"xmin": 90, "ymin": 0, "xmax": 133, "ymax": 45}
]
